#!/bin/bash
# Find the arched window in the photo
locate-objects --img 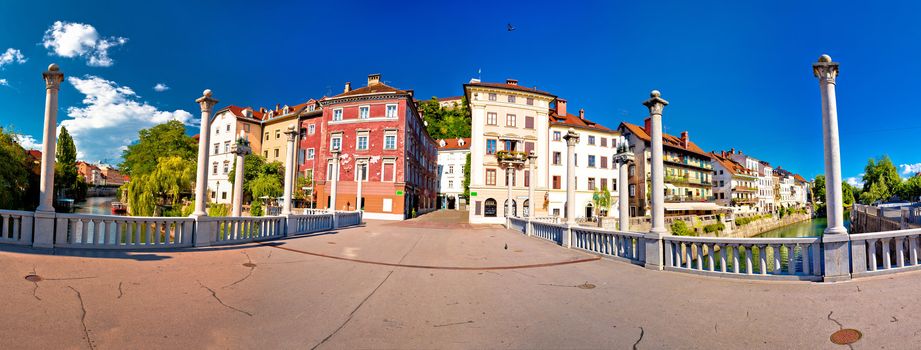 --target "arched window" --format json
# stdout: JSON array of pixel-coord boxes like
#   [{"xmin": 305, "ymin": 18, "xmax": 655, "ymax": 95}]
[
  {"xmin": 504, "ymin": 199, "xmax": 517, "ymax": 217},
  {"xmin": 523, "ymin": 199, "xmax": 530, "ymax": 217},
  {"xmin": 585, "ymin": 203, "xmax": 594, "ymax": 219},
  {"xmin": 484, "ymin": 198, "xmax": 497, "ymax": 217}
]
